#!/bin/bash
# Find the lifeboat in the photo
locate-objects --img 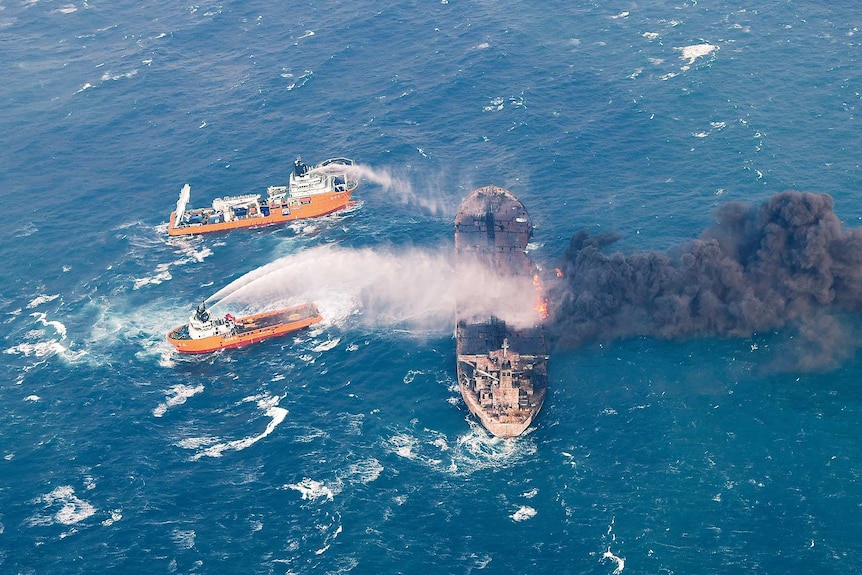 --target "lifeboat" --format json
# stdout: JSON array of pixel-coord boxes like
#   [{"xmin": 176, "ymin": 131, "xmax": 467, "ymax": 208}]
[
  {"xmin": 167, "ymin": 301, "xmax": 322, "ymax": 353},
  {"xmin": 168, "ymin": 157, "xmax": 359, "ymax": 236}
]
